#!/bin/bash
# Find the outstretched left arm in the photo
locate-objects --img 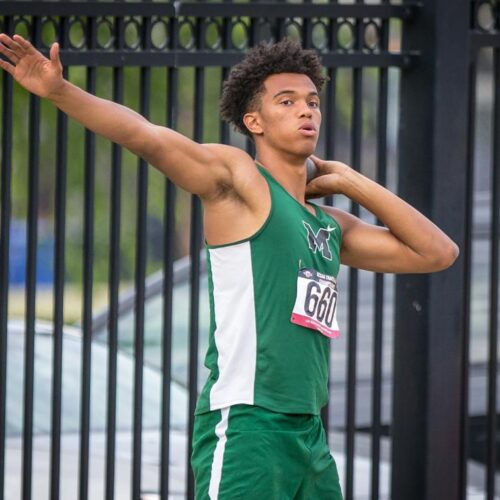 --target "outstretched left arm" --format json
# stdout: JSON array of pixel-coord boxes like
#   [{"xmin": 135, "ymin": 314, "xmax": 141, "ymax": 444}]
[{"xmin": 306, "ymin": 156, "xmax": 459, "ymax": 274}]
